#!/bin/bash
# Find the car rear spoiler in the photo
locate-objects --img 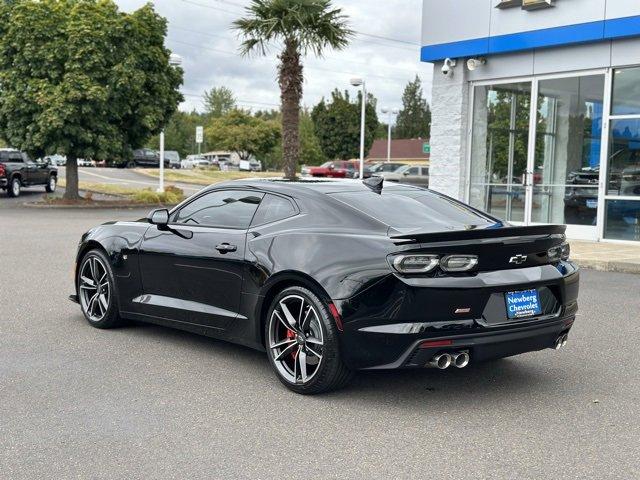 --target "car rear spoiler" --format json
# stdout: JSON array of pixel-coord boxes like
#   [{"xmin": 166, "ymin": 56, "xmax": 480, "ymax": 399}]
[{"xmin": 390, "ymin": 224, "xmax": 567, "ymax": 244}]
